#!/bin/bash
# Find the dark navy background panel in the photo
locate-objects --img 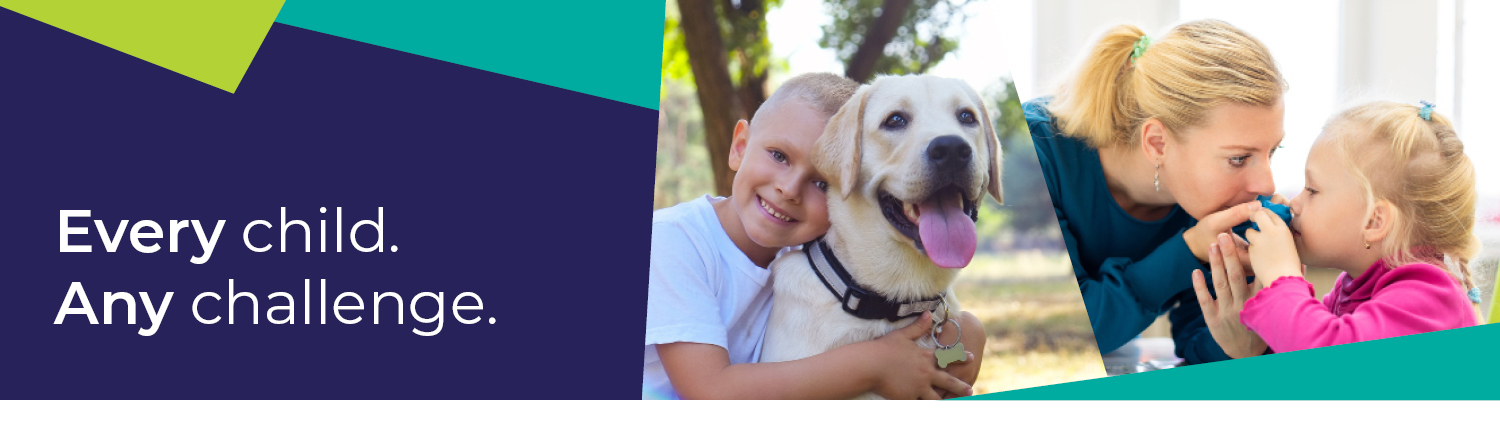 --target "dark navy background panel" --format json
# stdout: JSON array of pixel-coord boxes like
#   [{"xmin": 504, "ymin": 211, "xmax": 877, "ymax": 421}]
[{"xmin": 0, "ymin": 8, "xmax": 652, "ymax": 399}]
